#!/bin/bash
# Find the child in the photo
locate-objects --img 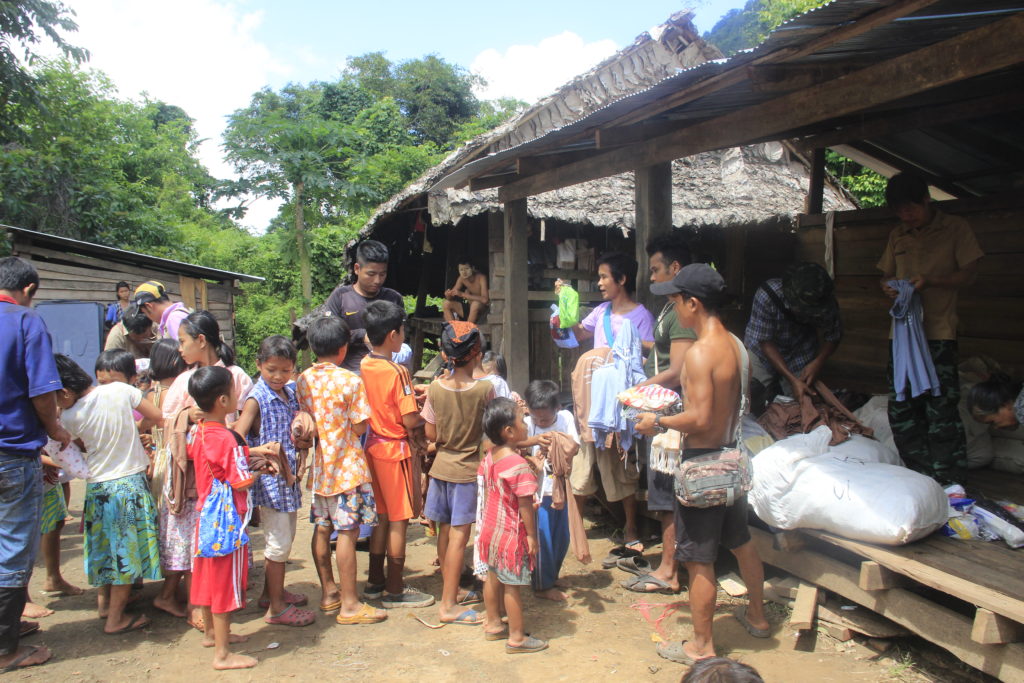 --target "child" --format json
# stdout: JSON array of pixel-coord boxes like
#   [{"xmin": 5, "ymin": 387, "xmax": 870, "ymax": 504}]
[
  {"xmin": 95, "ymin": 349, "xmax": 137, "ymax": 386},
  {"xmin": 186, "ymin": 366, "xmax": 257, "ymax": 670},
  {"xmin": 233, "ymin": 335, "xmax": 315, "ymax": 627},
  {"xmin": 421, "ymin": 321, "xmax": 493, "ymax": 625},
  {"xmin": 53, "ymin": 354, "xmax": 163, "ymax": 634},
  {"xmin": 478, "ymin": 397, "xmax": 547, "ymax": 654},
  {"xmin": 521, "ymin": 380, "xmax": 579, "ymax": 602},
  {"xmin": 360, "ymin": 301, "xmax": 433, "ymax": 608},
  {"xmin": 158, "ymin": 311, "xmax": 252, "ymax": 630},
  {"xmin": 296, "ymin": 316, "xmax": 386, "ymax": 625},
  {"xmin": 475, "ymin": 350, "xmax": 512, "ymax": 398}
]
